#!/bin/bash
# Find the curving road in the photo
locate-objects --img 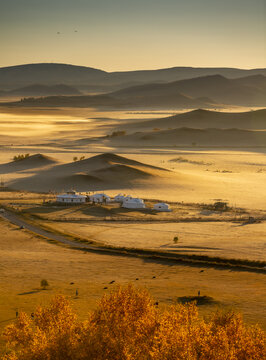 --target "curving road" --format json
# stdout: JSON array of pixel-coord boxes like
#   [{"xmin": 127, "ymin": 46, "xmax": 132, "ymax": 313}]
[
  {"xmin": 1, "ymin": 209, "xmax": 265, "ymax": 273},
  {"xmin": 0, "ymin": 210, "xmax": 98, "ymax": 250}
]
